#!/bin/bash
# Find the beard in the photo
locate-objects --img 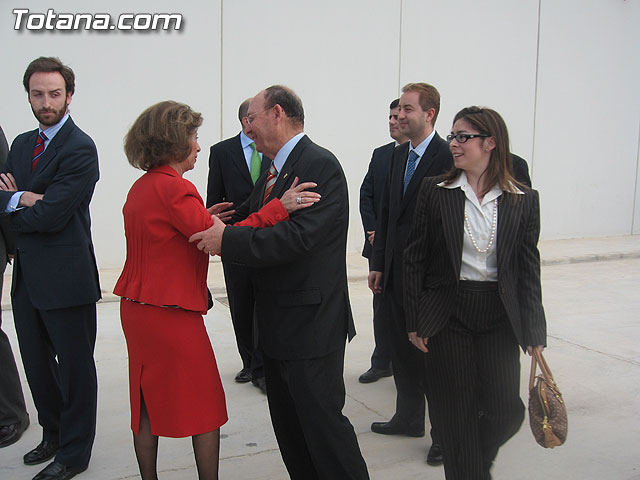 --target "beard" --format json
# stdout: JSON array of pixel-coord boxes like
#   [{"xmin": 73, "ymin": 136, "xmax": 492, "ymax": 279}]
[{"xmin": 32, "ymin": 104, "xmax": 67, "ymax": 127}]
